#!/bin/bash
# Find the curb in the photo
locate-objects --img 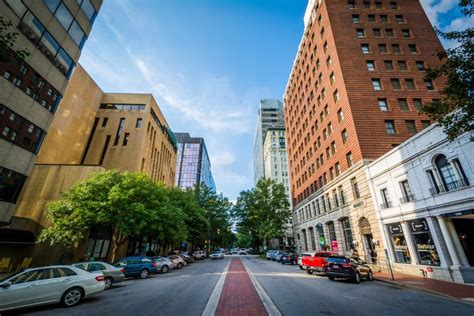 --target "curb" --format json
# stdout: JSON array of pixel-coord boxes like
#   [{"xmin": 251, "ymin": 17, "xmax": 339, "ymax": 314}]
[{"xmin": 374, "ymin": 277, "xmax": 474, "ymax": 307}]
